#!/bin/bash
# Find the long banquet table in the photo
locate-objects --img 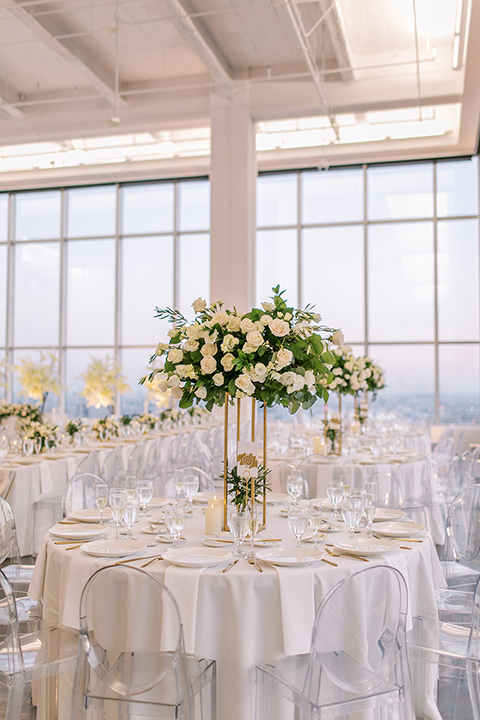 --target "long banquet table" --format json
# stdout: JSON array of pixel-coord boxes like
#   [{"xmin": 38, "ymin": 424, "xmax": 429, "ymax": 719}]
[{"xmin": 29, "ymin": 499, "xmax": 446, "ymax": 720}]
